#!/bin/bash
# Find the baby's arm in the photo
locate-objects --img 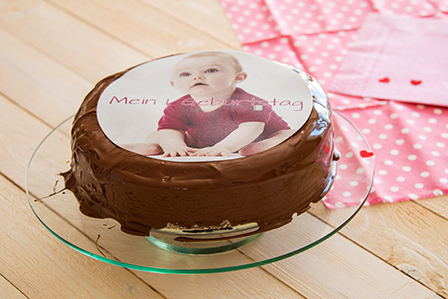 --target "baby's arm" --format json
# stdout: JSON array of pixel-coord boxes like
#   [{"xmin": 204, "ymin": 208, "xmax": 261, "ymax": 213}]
[
  {"xmin": 191, "ymin": 122, "xmax": 265, "ymax": 157},
  {"xmin": 153, "ymin": 129, "xmax": 190, "ymax": 157},
  {"xmin": 122, "ymin": 129, "xmax": 189, "ymax": 157}
]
